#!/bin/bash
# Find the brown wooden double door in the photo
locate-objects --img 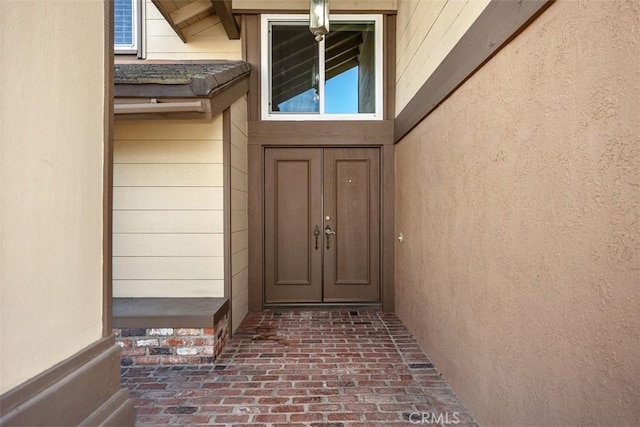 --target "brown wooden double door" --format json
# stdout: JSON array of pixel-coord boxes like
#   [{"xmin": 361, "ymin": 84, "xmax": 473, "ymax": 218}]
[{"xmin": 265, "ymin": 147, "xmax": 380, "ymax": 304}]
